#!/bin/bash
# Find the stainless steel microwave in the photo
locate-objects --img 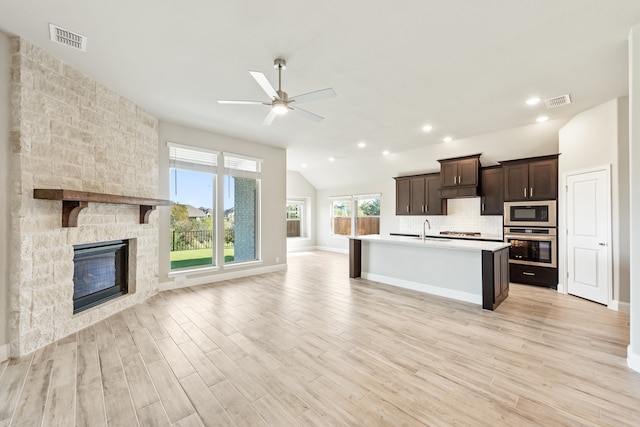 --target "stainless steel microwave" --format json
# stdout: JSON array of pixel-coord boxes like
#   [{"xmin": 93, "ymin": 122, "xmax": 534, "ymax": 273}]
[{"xmin": 504, "ymin": 200, "xmax": 556, "ymax": 227}]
